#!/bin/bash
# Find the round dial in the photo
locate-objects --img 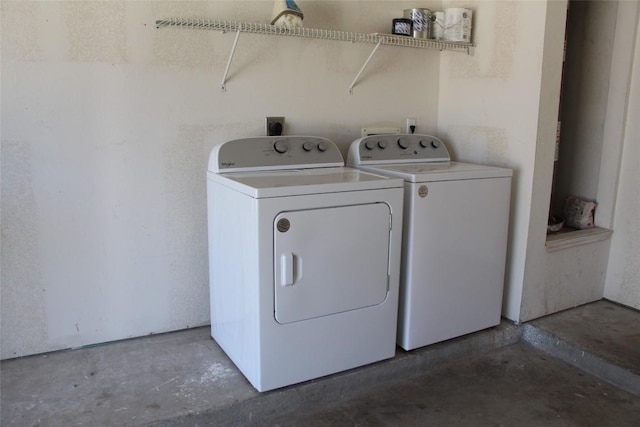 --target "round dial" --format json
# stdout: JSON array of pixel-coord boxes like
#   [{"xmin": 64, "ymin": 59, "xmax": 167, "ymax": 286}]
[
  {"xmin": 364, "ymin": 140, "xmax": 376, "ymax": 150},
  {"xmin": 273, "ymin": 139, "xmax": 289, "ymax": 154},
  {"xmin": 430, "ymin": 139, "xmax": 440, "ymax": 149},
  {"xmin": 302, "ymin": 141, "xmax": 314, "ymax": 152},
  {"xmin": 419, "ymin": 139, "xmax": 428, "ymax": 148},
  {"xmin": 397, "ymin": 137, "xmax": 410, "ymax": 149},
  {"xmin": 317, "ymin": 141, "xmax": 328, "ymax": 152},
  {"xmin": 378, "ymin": 140, "xmax": 387, "ymax": 149}
]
